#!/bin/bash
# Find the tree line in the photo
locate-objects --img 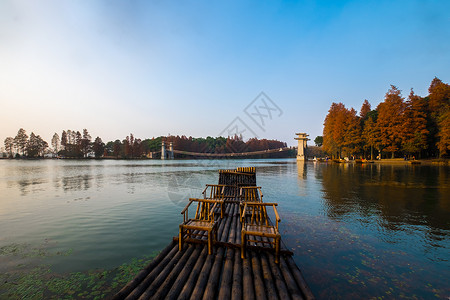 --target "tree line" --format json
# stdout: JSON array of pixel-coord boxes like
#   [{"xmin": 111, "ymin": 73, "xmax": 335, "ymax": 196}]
[
  {"xmin": 322, "ymin": 77, "xmax": 449, "ymax": 159},
  {"xmin": 3, "ymin": 129, "xmax": 289, "ymax": 159}
]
